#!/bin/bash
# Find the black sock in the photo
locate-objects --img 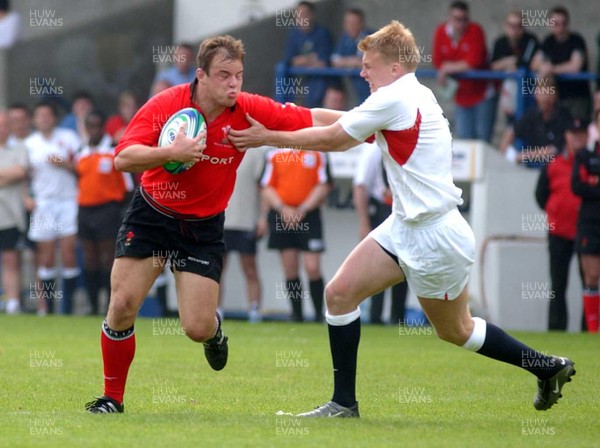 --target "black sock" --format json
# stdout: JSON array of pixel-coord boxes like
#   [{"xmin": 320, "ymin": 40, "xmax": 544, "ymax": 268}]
[
  {"xmin": 41, "ymin": 279, "xmax": 56, "ymax": 314},
  {"xmin": 477, "ymin": 322, "xmax": 558, "ymax": 380},
  {"xmin": 84, "ymin": 270, "xmax": 100, "ymax": 315},
  {"xmin": 62, "ymin": 276, "xmax": 79, "ymax": 315},
  {"xmin": 286, "ymin": 279, "xmax": 303, "ymax": 322},
  {"xmin": 329, "ymin": 317, "xmax": 361, "ymax": 407},
  {"xmin": 369, "ymin": 292, "xmax": 384, "ymax": 324},
  {"xmin": 390, "ymin": 282, "xmax": 408, "ymax": 325},
  {"xmin": 309, "ymin": 278, "xmax": 324, "ymax": 322}
]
